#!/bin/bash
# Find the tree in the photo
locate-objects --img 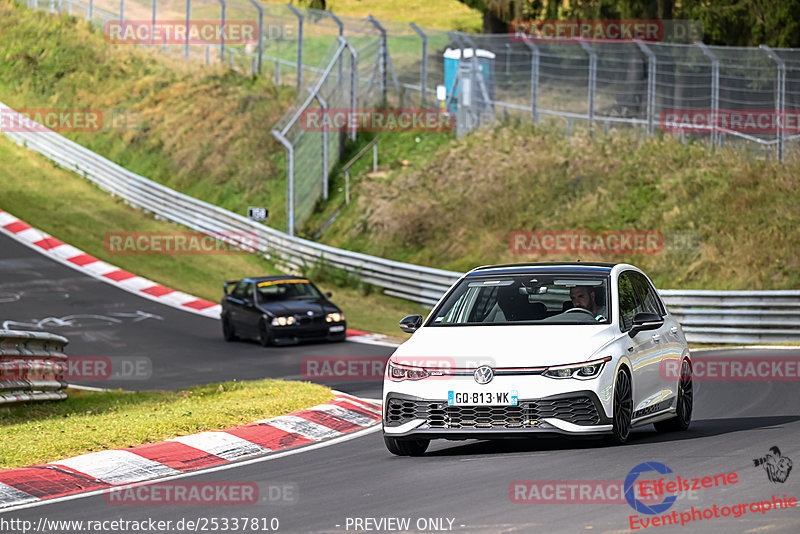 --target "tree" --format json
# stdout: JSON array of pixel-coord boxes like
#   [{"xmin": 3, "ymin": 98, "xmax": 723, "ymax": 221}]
[{"xmin": 457, "ymin": 0, "xmax": 800, "ymax": 47}]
